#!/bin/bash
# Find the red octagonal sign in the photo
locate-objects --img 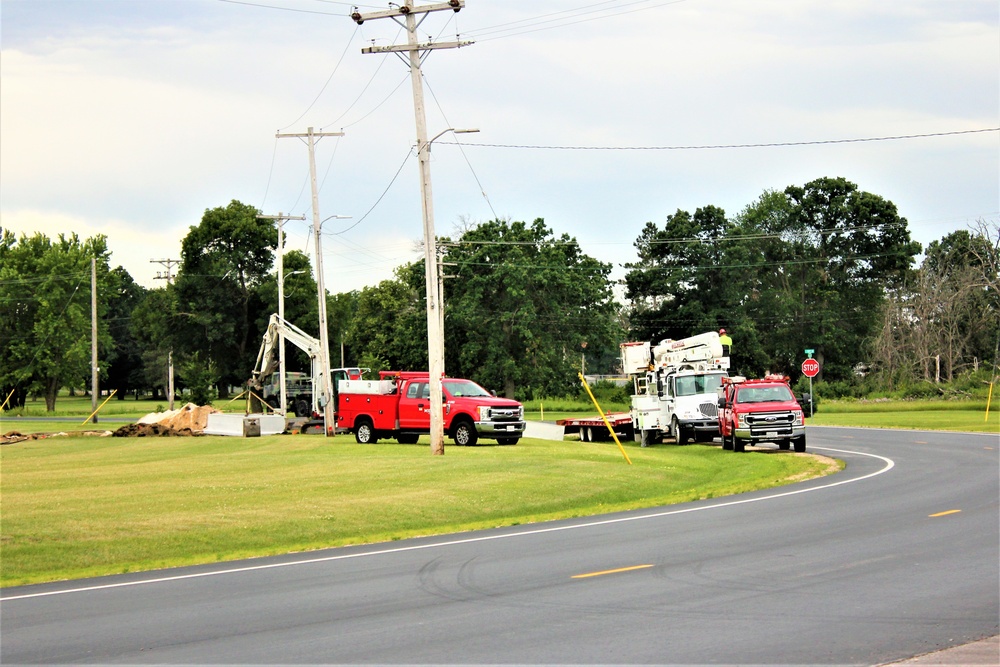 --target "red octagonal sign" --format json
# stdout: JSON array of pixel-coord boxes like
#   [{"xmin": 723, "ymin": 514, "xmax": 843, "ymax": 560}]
[{"xmin": 802, "ymin": 358, "xmax": 821, "ymax": 378}]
